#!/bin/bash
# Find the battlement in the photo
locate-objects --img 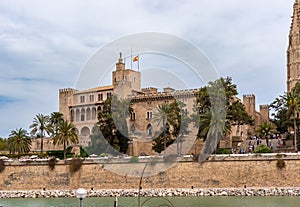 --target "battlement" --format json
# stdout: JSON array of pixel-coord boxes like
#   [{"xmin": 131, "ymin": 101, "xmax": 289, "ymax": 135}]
[
  {"xmin": 243, "ymin": 94, "xmax": 255, "ymax": 98},
  {"xmin": 131, "ymin": 88, "xmax": 198, "ymax": 102},
  {"xmin": 59, "ymin": 88, "xmax": 77, "ymax": 93},
  {"xmin": 260, "ymin": 104, "xmax": 269, "ymax": 109}
]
